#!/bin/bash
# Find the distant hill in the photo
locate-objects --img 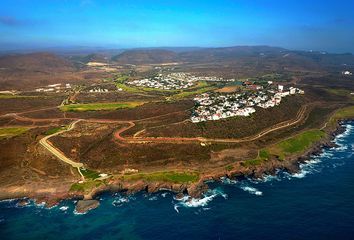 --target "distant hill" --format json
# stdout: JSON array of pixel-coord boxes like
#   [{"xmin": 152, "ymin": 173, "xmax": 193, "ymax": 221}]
[
  {"xmin": 81, "ymin": 53, "xmax": 110, "ymax": 63},
  {"xmin": 0, "ymin": 52, "xmax": 75, "ymax": 72},
  {"xmin": 111, "ymin": 46, "xmax": 286, "ymax": 64},
  {"xmin": 112, "ymin": 49, "xmax": 178, "ymax": 64},
  {"xmin": 0, "ymin": 52, "xmax": 81, "ymax": 90},
  {"xmin": 178, "ymin": 46, "xmax": 286, "ymax": 62},
  {"xmin": 106, "ymin": 46, "xmax": 354, "ymax": 74},
  {"xmin": 292, "ymin": 51, "xmax": 354, "ymax": 68}
]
